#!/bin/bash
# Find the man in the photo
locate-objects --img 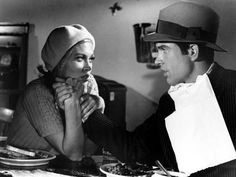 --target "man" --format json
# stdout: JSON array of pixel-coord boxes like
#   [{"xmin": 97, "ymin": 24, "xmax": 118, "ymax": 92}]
[{"xmin": 55, "ymin": 1, "xmax": 236, "ymax": 176}]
